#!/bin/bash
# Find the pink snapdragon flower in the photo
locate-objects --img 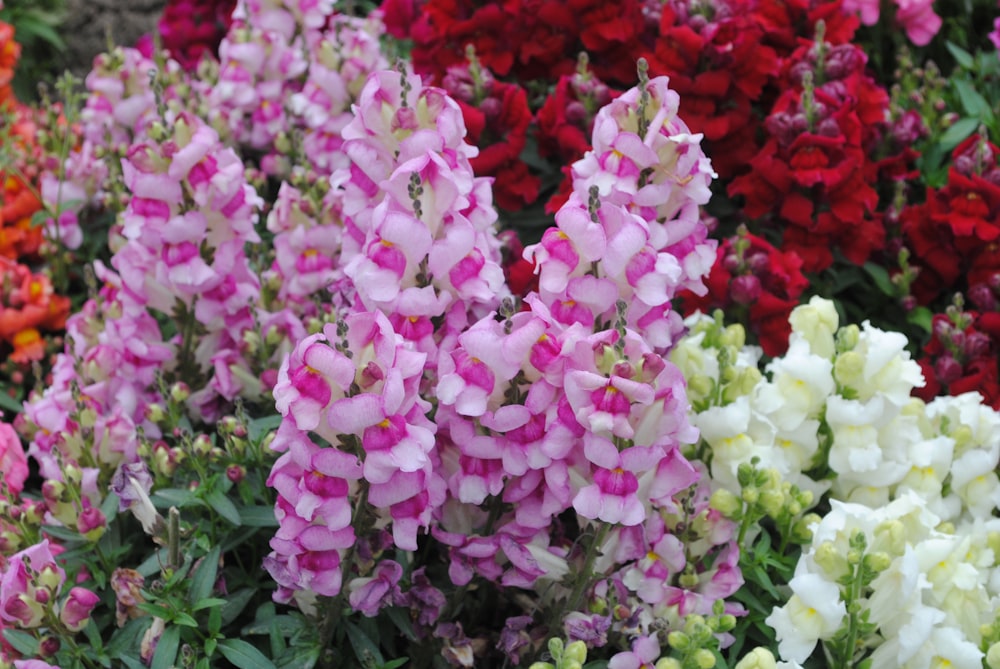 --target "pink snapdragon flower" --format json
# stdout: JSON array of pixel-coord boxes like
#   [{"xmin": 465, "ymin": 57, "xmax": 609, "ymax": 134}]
[
  {"xmin": 0, "ymin": 541, "xmax": 66, "ymax": 628},
  {"xmin": 60, "ymin": 587, "xmax": 100, "ymax": 632},
  {"xmin": 843, "ymin": 0, "xmax": 941, "ymax": 45},
  {"xmin": 0, "ymin": 419, "xmax": 28, "ymax": 497}
]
